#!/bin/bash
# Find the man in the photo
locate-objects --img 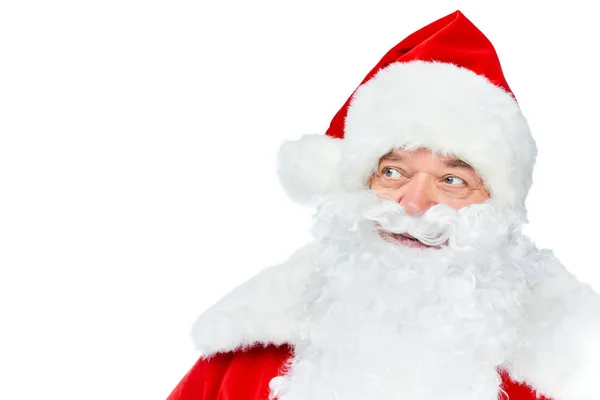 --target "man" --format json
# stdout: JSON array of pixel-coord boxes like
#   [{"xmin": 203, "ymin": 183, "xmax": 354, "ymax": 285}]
[{"xmin": 168, "ymin": 10, "xmax": 600, "ymax": 400}]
